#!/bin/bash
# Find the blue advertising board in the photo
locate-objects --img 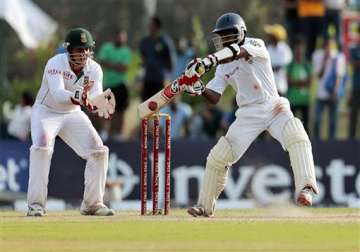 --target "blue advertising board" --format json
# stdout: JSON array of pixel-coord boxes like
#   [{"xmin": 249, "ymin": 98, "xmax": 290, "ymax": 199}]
[{"xmin": 0, "ymin": 139, "xmax": 359, "ymax": 206}]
